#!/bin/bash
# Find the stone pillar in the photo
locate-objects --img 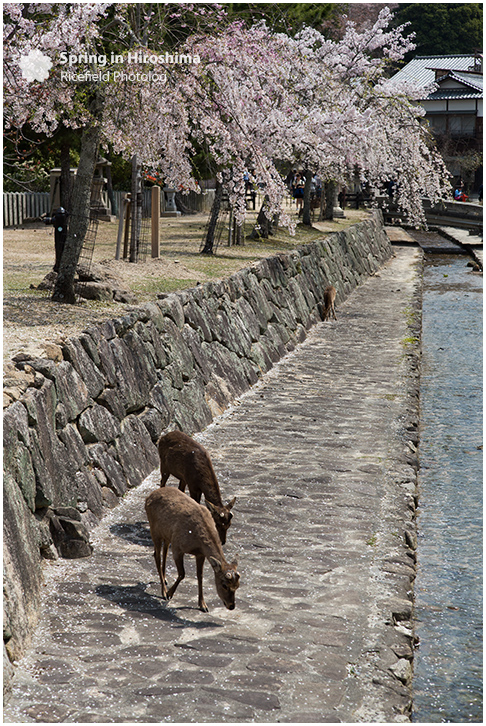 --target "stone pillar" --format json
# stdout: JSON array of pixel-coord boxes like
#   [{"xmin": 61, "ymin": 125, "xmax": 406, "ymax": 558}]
[{"xmin": 164, "ymin": 188, "xmax": 177, "ymax": 212}]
